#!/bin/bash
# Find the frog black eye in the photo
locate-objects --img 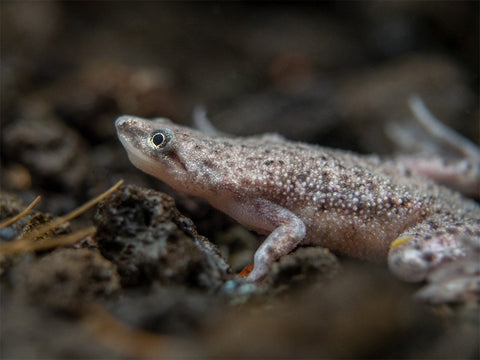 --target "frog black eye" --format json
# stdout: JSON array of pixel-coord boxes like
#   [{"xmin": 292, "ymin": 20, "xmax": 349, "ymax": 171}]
[{"xmin": 148, "ymin": 128, "xmax": 174, "ymax": 151}]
